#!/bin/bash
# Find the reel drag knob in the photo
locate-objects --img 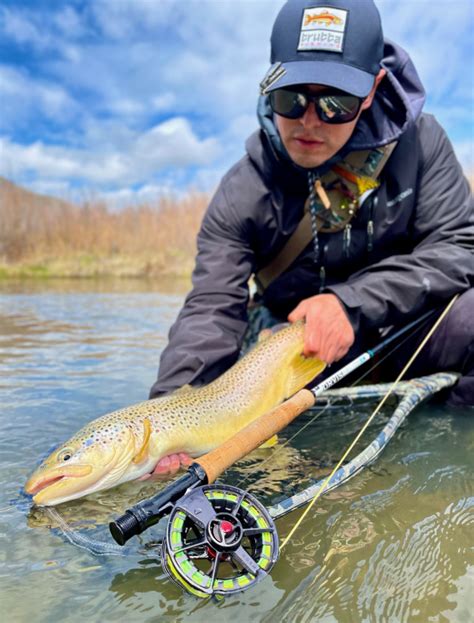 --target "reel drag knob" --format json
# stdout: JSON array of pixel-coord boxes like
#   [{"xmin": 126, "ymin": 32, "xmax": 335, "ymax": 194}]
[{"xmin": 161, "ymin": 484, "xmax": 278, "ymax": 598}]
